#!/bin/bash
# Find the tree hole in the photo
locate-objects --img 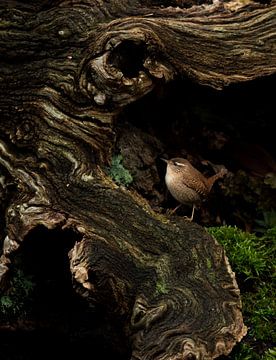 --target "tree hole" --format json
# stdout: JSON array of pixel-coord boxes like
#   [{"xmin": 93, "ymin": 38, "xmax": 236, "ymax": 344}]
[{"xmin": 108, "ymin": 40, "xmax": 147, "ymax": 78}]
